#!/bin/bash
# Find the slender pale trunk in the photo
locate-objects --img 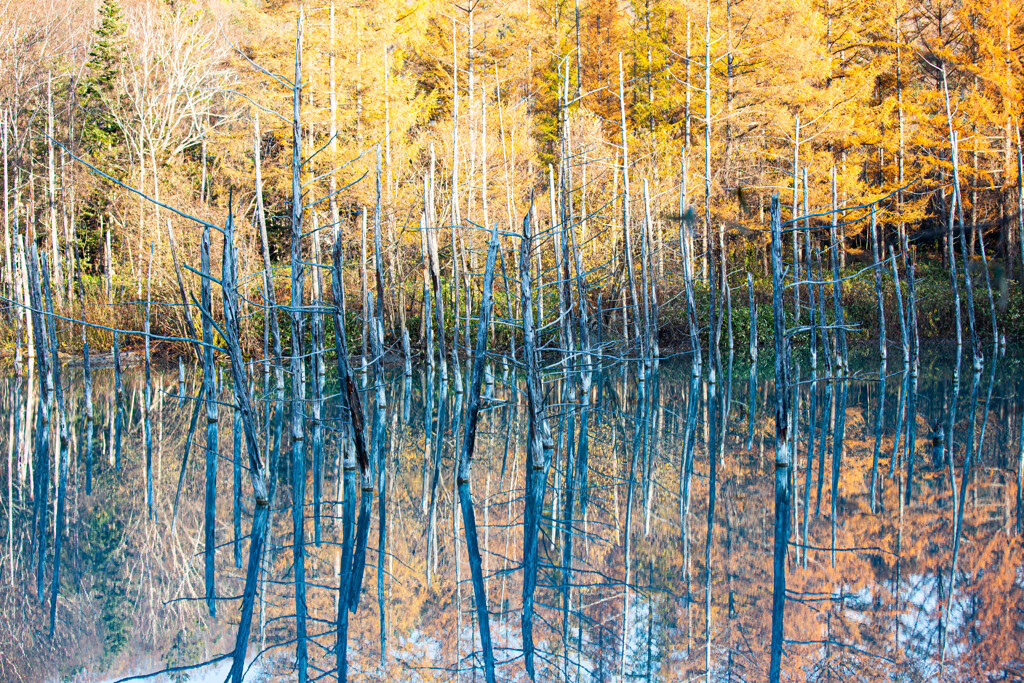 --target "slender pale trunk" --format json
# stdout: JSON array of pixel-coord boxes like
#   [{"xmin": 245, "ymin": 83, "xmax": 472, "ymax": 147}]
[
  {"xmin": 495, "ymin": 63, "xmax": 519, "ymax": 355},
  {"xmin": 870, "ymin": 207, "xmax": 886, "ymax": 362},
  {"xmin": 803, "ymin": 169, "xmax": 815, "ymax": 370},
  {"xmin": 452, "ymin": 18, "xmax": 460, "ymax": 229},
  {"xmin": 329, "ymin": 1, "xmax": 340, "ymax": 273},
  {"xmin": 481, "ymin": 89, "xmax": 489, "ymax": 233},
  {"xmin": 703, "ymin": 3, "xmax": 712, "ymax": 285},
  {"xmin": 791, "ymin": 116, "xmax": 800, "ymax": 323},
  {"xmin": 830, "ymin": 167, "xmax": 847, "ymax": 369},
  {"xmin": 685, "ymin": 15, "xmax": 692, "ymax": 149},
  {"xmin": 1017, "ymin": 127, "xmax": 1024, "ymax": 278},
  {"xmin": 942, "ymin": 68, "xmax": 983, "ymax": 369},
  {"xmin": 3, "ymin": 110, "xmax": 11, "ymax": 292},
  {"xmin": 21, "ymin": 231, "xmax": 36, "ymax": 363},
  {"xmin": 768, "ymin": 195, "xmax": 791, "ymax": 682},
  {"xmin": 47, "ymin": 76, "xmax": 63, "ymax": 308},
  {"xmin": 895, "ymin": 14, "xmax": 905, "ymax": 251},
  {"xmin": 105, "ymin": 229, "xmax": 113, "ymax": 306},
  {"xmin": 289, "ymin": 16, "xmax": 309, "ymax": 681},
  {"xmin": 643, "ymin": 179, "xmax": 658, "ymax": 359},
  {"xmin": 361, "ymin": 206, "xmax": 369, "ymax": 367},
  {"xmin": 618, "ymin": 53, "xmax": 642, "ymax": 346}
]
